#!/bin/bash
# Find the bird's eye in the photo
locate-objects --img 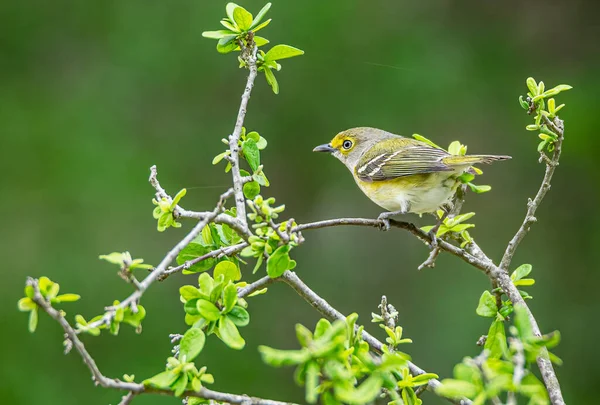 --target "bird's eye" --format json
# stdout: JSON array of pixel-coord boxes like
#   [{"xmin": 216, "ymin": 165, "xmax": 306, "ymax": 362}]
[{"xmin": 342, "ymin": 140, "xmax": 353, "ymax": 150}]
